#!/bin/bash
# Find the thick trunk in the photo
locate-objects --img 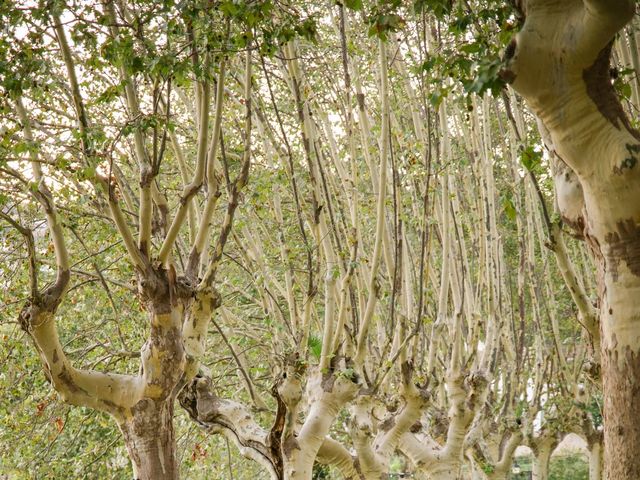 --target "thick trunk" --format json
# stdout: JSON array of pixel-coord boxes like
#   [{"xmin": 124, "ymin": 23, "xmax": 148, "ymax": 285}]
[
  {"xmin": 532, "ymin": 446, "xmax": 551, "ymax": 480},
  {"xmin": 283, "ymin": 450, "xmax": 317, "ymax": 480},
  {"xmin": 425, "ymin": 462, "xmax": 462, "ymax": 480},
  {"xmin": 468, "ymin": 461, "xmax": 512, "ymax": 480},
  {"xmin": 470, "ymin": 468, "xmax": 485, "ymax": 480},
  {"xmin": 119, "ymin": 398, "xmax": 178, "ymax": 480},
  {"xmin": 600, "ymin": 251, "xmax": 640, "ymax": 478},
  {"xmin": 589, "ymin": 440, "xmax": 603, "ymax": 480},
  {"xmin": 115, "ymin": 300, "xmax": 184, "ymax": 480},
  {"xmin": 283, "ymin": 399, "xmax": 342, "ymax": 480},
  {"xmin": 504, "ymin": 1, "xmax": 639, "ymax": 478}
]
